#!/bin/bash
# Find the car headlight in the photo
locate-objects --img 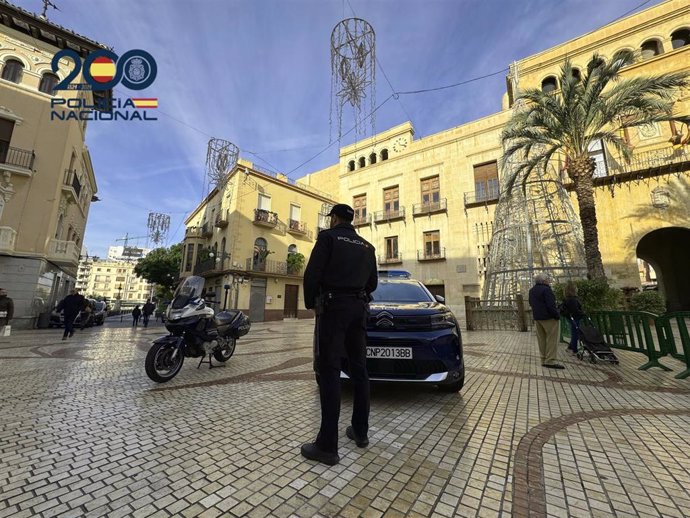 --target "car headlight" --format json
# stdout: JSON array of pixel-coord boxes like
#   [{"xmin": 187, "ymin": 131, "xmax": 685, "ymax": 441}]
[{"xmin": 430, "ymin": 312, "xmax": 455, "ymax": 329}]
